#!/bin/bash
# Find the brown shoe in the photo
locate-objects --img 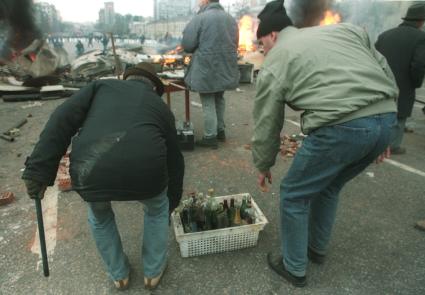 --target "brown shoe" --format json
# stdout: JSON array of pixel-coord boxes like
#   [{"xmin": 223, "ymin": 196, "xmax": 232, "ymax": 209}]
[
  {"xmin": 415, "ymin": 219, "xmax": 425, "ymax": 232},
  {"xmin": 113, "ymin": 277, "xmax": 129, "ymax": 290},
  {"xmin": 144, "ymin": 265, "xmax": 167, "ymax": 290}
]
